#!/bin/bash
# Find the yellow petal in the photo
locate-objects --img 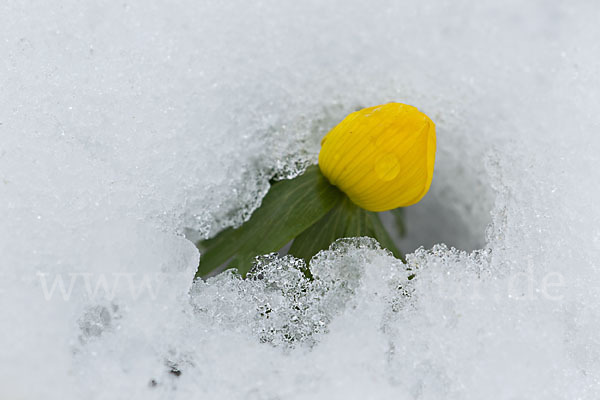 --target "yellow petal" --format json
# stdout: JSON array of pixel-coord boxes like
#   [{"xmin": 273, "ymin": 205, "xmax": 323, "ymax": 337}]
[{"xmin": 318, "ymin": 103, "xmax": 436, "ymax": 212}]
